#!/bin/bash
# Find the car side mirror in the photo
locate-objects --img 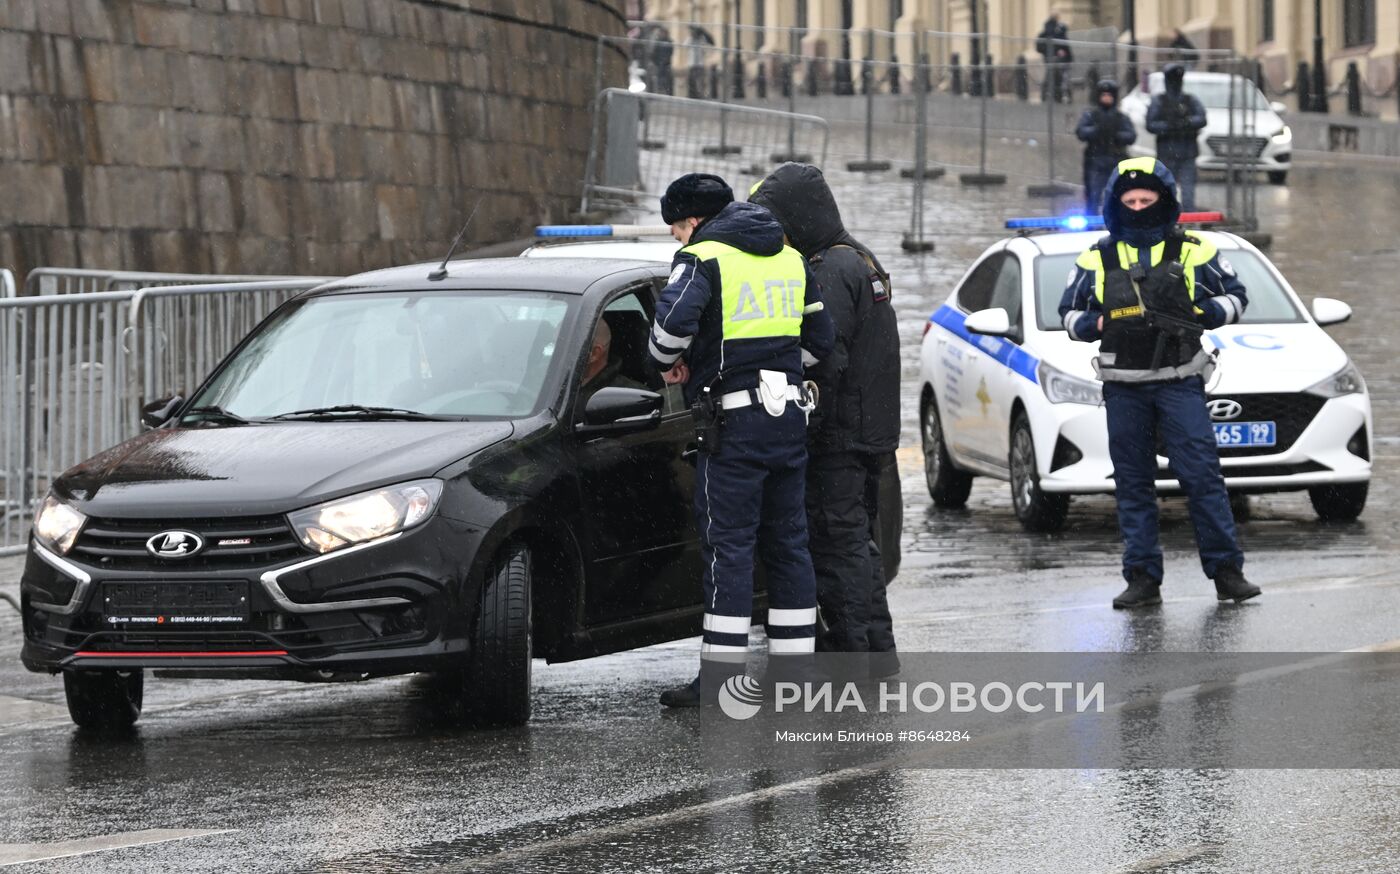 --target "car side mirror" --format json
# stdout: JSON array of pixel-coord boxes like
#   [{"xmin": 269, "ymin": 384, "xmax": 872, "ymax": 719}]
[
  {"xmin": 964, "ymin": 307, "xmax": 1015, "ymax": 339},
  {"xmin": 1311, "ymin": 297, "xmax": 1352, "ymax": 327},
  {"xmin": 141, "ymin": 395, "xmax": 183, "ymax": 430},
  {"xmin": 576, "ymin": 387, "xmax": 664, "ymax": 436},
  {"xmin": 1270, "ymin": 101, "xmax": 1287, "ymax": 115}
]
